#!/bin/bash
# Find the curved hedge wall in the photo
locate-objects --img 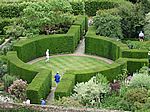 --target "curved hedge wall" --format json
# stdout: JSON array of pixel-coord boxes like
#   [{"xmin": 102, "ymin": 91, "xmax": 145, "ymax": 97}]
[
  {"xmin": 85, "ymin": 27, "xmax": 128, "ymax": 61},
  {"xmin": 7, "ymin": 16, "xmax": 87, "ymax": 103},
  {"xmin": 13, "ymin": 16, "xmax": 87, "ymax": 62},
  {"xmin": 85, "ymin": 26, "xmax": 149, "ymax": 72},
  {"xmin": 7, "ymin": 51, "xmax": 52, "ymax": 104}
]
